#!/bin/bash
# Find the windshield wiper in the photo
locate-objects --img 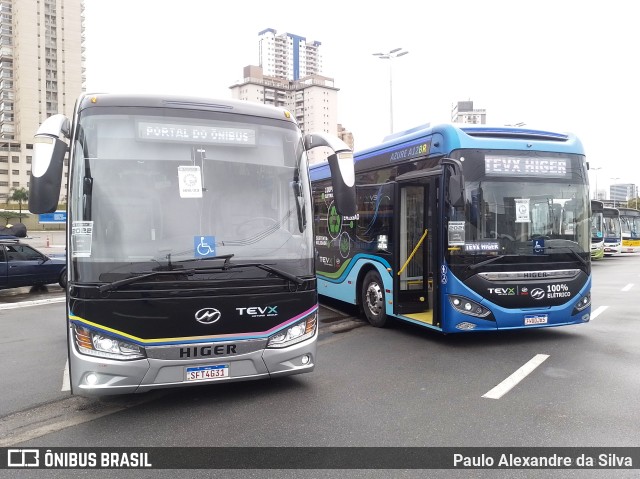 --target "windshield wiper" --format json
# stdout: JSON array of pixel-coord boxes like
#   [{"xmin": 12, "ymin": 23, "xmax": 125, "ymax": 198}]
[
  {"xmin": 174, "ymin": 254, "xmax": 234, "ymax": 268},
  {"xmin": 545, "ymin": 246, "xmax": 588, "ymax": 267},
  {"xmin": 98, "ymin": 257, "xmax": 305, "ymax": 292},
  {"xmin": 223, "ymin": 262, "xmax": 306, "ymax": 285},
  {"xmin": 98, "ymin": 269, "xmax": 203, "ymax": 293},
  {"xmin": 98, "ymin": 255, "xmax": 235, "ymax": 292}
]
